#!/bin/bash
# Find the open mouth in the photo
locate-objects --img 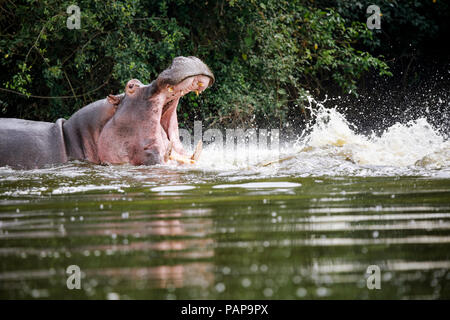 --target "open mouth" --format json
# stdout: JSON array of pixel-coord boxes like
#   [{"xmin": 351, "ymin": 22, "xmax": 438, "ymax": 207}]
[
  {"xmin": 157, "ymin": 74, "xmax": 212, "ymax": 163},
  {"xmin": 159, "ymin": 74, "xmax": 212, "ymax": 143},
  {"xmin": 160, "ymin": 100, "xmax": 177, "ymax": 143}
]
